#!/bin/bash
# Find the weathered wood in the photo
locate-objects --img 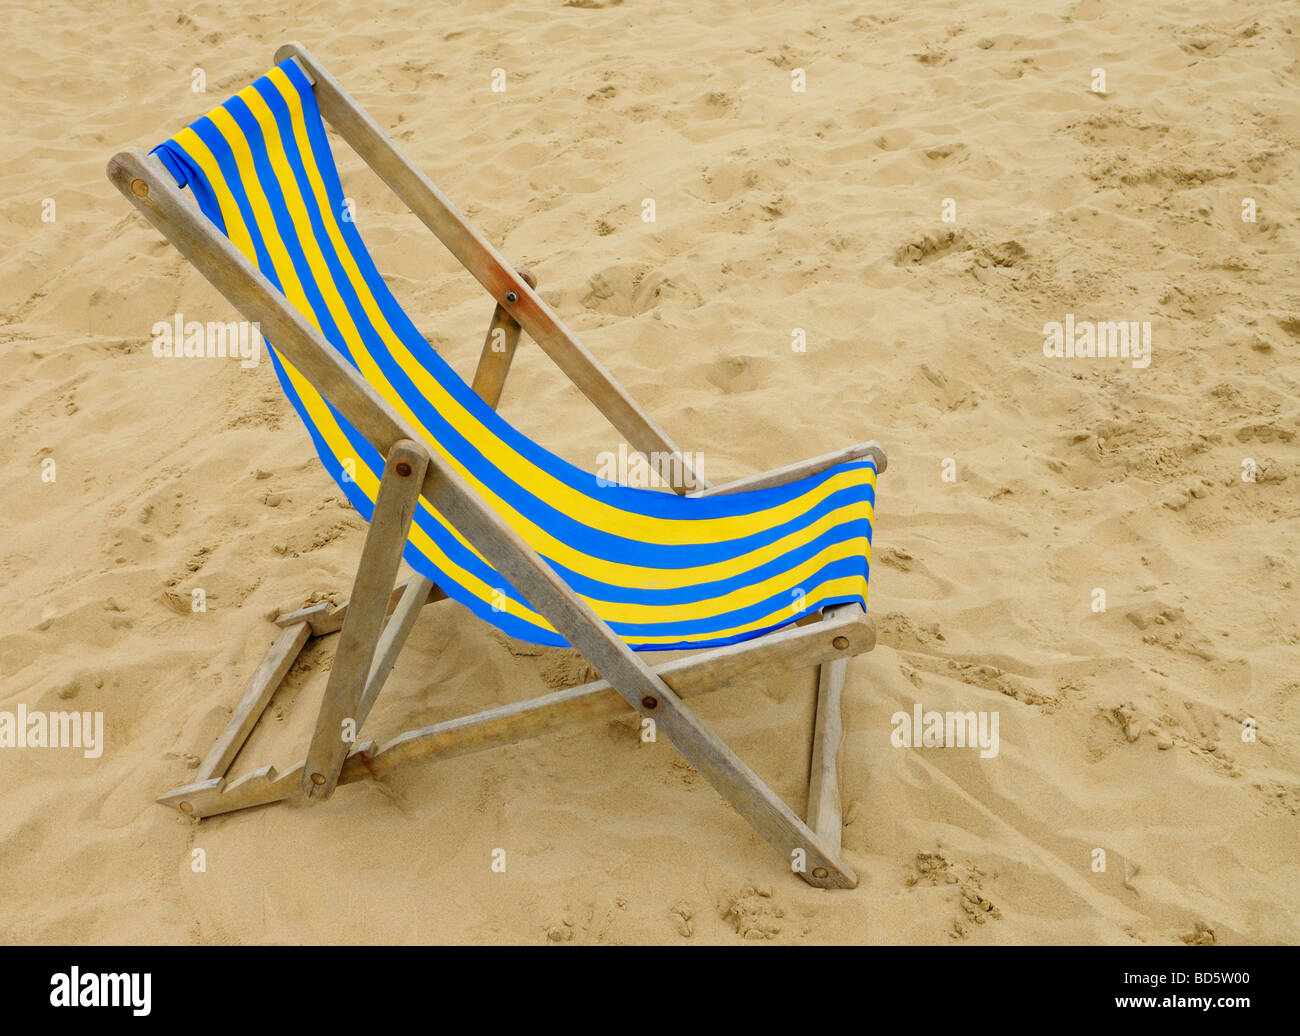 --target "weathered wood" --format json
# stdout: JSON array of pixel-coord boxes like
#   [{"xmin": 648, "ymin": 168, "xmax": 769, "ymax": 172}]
[
  {"xmin": 111, "ymin": 106, "xmax": 854, "ymax": 883},
  {"xmin": 470, "ymin": 267, "xmax": 536, "ymax": 409},
  {"xmin": 197, "ymin": 621, "xmax": 311, "ymax": 782},
  {"xmin": 692, "ymin": 440, "xmax": 887, "ymax": 498},
  {"xmin": 159, "ymin": 759, "xmax": 314, "ymax": 817},
  {"xmin": 354, "ymin": 574, "xmax": 434, "ymax": 732},
  {"xmin": 277, "ymin": 578, "xmax": 448, "ymax": 637},
  {"xmin": 806, "ymin": 605, "xmax": 855, "ymax": 853},
  {"xmin": 349, "ymin": 280, "xmax": 536, "ymax": 732},
  {"xmin": 356, "ymin": 608, "xmax": 872, "ymax": 780},
  {"xmin": 274, "ymin": 601, "xmax": 338, "ymax": 636},
  {"xmin": 275, "ymin": 42, "xmax": 708, "ymax": 495},
  {"xmin": 301, "ymin": 440, "xmax": 429, "ymax": 798},
  {"xmin": 156, "ymin": 608, "xmax": 873, "ymax": 818}
]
